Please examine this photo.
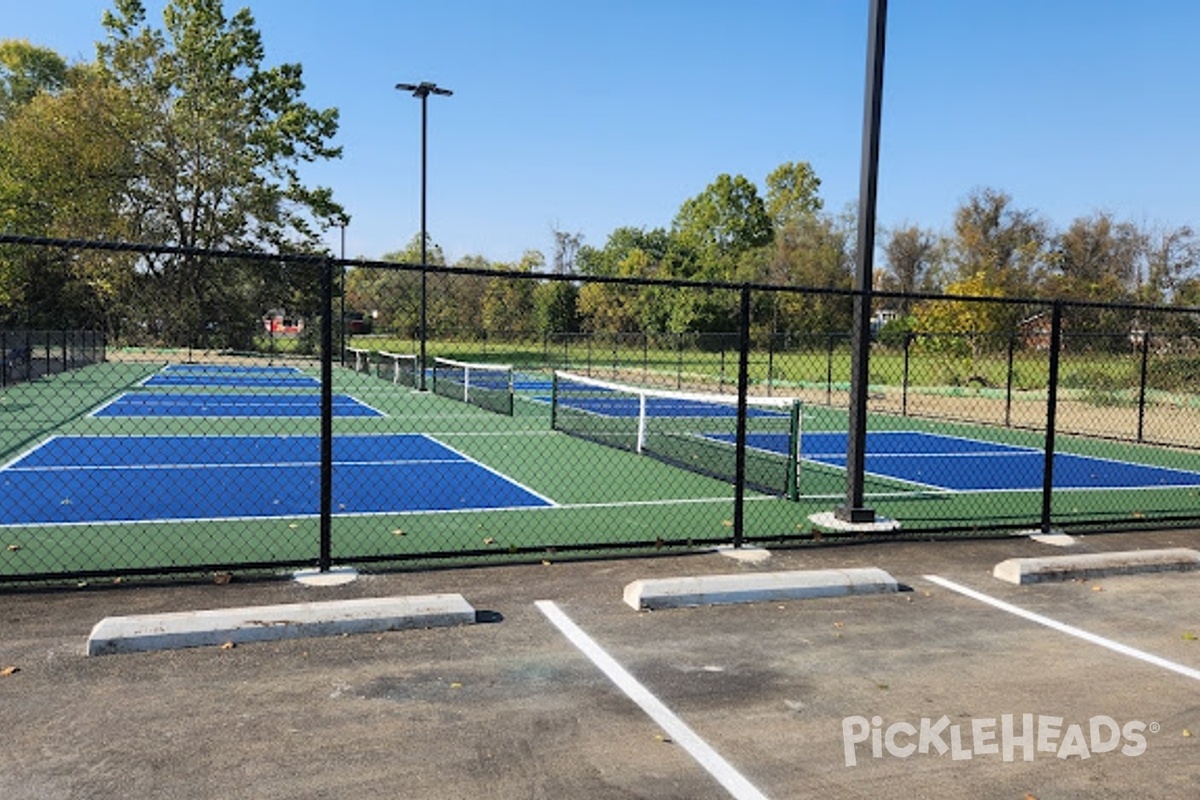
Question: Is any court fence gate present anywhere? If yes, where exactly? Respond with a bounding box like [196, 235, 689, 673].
[2, 234, 1200, 586]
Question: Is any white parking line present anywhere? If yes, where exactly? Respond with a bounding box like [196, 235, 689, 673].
[924, 574, 1200, 683]
[535, 600, 771, 800]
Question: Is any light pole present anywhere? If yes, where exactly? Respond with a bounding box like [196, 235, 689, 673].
[836, 0, 887, 525]
[395, 80, 453, 390]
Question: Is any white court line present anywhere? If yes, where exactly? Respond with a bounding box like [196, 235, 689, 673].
[535, 600, 771, 800]
[924, 574, 1200, 683]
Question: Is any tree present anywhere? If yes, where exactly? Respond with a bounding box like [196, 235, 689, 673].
[96, 0, 344, 346]
[346, 233, 446, 335]
[576, 247, 656, 334]
[0, 59, 140, 328]
[1047, 213, 1143, 303]
[0, 39, 68, 121]
[1142, 225, 1199, 305]
[881, 224, 941, 313]
[909, 271, 1008, 373]
[532, 279, 578, 336]
[764, 161, 822, 232]
[671, 173, 773, 280]
[949, 188, 1048, 297]
[551, 227, 583, 275]
[480, 250, 542, 339]
[757, 211, 855, 337]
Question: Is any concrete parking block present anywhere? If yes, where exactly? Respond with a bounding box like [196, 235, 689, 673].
[623, 567, 899, 610]
[86, 593, 476, 656]
[993, 548, 1200, 585]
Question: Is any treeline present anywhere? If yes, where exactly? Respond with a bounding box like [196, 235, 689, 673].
[348, 177, 1200, 346]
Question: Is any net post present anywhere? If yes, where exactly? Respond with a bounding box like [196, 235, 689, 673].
[550, 371, 559, 430]
[788, 400, 802, 502]
[636, 393, 647, 453]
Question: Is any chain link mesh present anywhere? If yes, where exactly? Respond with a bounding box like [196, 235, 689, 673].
[3, 238, 1200, 584]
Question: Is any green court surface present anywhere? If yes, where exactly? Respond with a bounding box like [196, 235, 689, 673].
[3, 357, 1200, 581]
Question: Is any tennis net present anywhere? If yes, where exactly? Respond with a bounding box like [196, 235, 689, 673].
[375, 351, 420, 388]
[345, 346, 372, 374]
[432, 357, 514, 415]
[551, 370, 801, 498]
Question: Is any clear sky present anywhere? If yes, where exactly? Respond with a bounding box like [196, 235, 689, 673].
[7, 1, 1200, 265]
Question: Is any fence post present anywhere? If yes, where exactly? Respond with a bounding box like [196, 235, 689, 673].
[1005, 334, 1016, 428]
[418, 265, 428, 391]
[733, 285, 752, 548]
[676, 334, 684, 388]
[641, 333, 648, 381]
[1136, 330, 1151, 443]
[766, 332, 775, 397]
[1039, 301, 1064, 533]
[318, 259, 334, 572]
[826, 334, 835, 405]
[901, 332, 912, 416]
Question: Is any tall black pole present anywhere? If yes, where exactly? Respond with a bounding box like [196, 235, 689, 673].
[836, 0, 887, 525]
[339, 220, 346, 366]
[419, 91, 429, 389]
[396, 81, 452, 391]
[319, 258, 334, 572]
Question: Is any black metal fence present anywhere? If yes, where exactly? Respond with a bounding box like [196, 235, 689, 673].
[2, 329, 105, 387]
[2, 234, 1200, 585]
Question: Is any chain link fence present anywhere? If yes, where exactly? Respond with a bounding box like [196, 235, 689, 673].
[2, 235, 1199, 585]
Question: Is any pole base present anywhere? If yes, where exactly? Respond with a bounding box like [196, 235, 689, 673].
[834, 504, 877, 525]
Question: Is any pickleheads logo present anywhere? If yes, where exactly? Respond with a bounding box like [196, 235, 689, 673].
[842, 714, 1153, 767]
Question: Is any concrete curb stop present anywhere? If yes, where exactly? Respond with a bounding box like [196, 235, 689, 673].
[86, 593, 476, 656]
[993, 548, 1200, 585]
[623, 567, 899, 610]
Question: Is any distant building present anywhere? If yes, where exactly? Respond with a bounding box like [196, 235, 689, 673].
[263, 310, 304, 336]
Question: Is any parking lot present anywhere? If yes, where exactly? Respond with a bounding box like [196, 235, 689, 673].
[3, 529, 1199, 799]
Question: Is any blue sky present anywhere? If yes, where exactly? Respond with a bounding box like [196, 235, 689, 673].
[7, 1, 1200, 265]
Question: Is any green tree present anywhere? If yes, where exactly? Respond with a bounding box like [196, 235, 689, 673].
[0, 39, 68, 121]
[532, 280, 578, 336]
[909, 271, 1007, 372]
[346, 233, 446, 335]
[480, 251, 542, 339]
[752, 211, 854, 337]
[764, 161, 822, 231]
[0, 61, 140, 328]
[96, 0, 344, 346]
[671, 173, 773, 279]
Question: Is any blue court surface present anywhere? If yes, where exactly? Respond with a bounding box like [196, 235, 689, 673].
[143, 374, 321, 388]
[160, 364, 307, 375]
[143, 364, 320, 388]
[731, 430, 1200, 492]
[0, 434, 552, 526]
[92, 392, 382, 418]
